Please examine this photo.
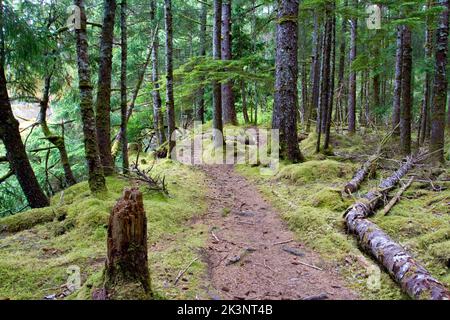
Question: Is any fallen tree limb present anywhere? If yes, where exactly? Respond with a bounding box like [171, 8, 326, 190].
[344, 154, 378, 194]
[383, 176, 415, 216]
[344, 126, 398, 194]
[344, 154, 450, 300]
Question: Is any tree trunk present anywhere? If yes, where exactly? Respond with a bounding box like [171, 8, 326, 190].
[400, 25, 412, 156]
[150, 1, 166, 147]
[221, 0, 237, 125]
[307, 12, 322, 133]
[344, 155, 450, 300]
[120, 0, 129, 173]
[324, 11, 336, 151]
[105, 188, 152, 299]
[344, 154, 378, 194]
[430, 0, 449, 164]
[95, 0, 116, 176]
[0, 67, 49, 208]
[0, 1, 49, 208]
[241, 80, 250, 123]
[212, 0, 223, 148]
[336, 0, 347, 128]
[419, 11, 433, 146]
[74, 0, 107, 194]
[317, 7, 332, 152]
[348, 4, 357, 135]
[392, 26, 403, 134]
[165, 0, 176, 156]
[39, 71, 77, 186]
[272, 0, 303, 163]
[196, 1, 207, 124]
[300, 60, 308, 127]
[111, 46, 153, 157]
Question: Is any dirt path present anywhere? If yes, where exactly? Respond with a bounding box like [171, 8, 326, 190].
[200, 164, 358, 300]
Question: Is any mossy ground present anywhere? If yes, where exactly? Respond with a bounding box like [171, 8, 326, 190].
[0, 156, 208, 300]
[236, 129, 450, 300]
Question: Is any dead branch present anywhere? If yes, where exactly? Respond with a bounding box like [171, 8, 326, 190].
[383, 177, 415, 216]
[344, 153, 450, 300]
[174, 257, 199, 285]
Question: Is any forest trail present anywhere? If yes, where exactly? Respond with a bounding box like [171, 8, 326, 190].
[199, 164, 358, 300]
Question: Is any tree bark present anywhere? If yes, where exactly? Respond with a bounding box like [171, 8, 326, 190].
[348, 4, 357, 135]
[149, 0, 166, 147]
[344, 155, 378, 194]
[241, 80, 250, 123]
[74, 0, 107, 194]
[38, 71, 77, 186]
[344, 155, 450, 300]
[95, 0, 116, 176]
[272, 0, 303, 163]
[430, 0, 449, 164]
[0, 70, 49, 208]
[221, 0, 237, 125]
[308, 12, 322, 133]
[165, 0, 176, 156]
[317, 7, 332, 152]
[392, 26, 403, 135]
[105, 188, 152, 298]
[419, 2, 433, 145]
[324, 11, 336, 151]
[336, 0, 347, 128]
[120, 0, 129, 173]
[213, 0, 223, 148]
[400, 25, 412, 156]
[196, 0, 207, 124]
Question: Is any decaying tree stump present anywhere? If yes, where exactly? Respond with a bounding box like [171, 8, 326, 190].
[344, 155, 450, 300]
[104, 188, 152, 299]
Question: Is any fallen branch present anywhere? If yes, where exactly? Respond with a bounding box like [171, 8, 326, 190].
[344, 126, 398, 194]
[344, 153, 450, 300]
[296, 261, 323, 271]
[174, 257, 199, 285]
[272, 239, 293, 246]
[282, 246, 305, 257]
[383, 177, 415, 216]
[344, 154, 378, 194]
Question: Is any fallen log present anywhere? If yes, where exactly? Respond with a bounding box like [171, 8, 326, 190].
[343, 126, 398, 194]
[383, 176, 415, 216]
[344, 155, 450, 300]
[344, 154, 378, 194]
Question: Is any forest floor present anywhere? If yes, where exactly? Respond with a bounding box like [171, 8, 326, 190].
[0, 125, 449, 300]
[199, 164, 357, 300]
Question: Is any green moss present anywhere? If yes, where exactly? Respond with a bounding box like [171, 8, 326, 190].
[277, 160, 355, 184]
[0, 207, 67, 233]
[429, 241, 450, 265]
[0, 155, 209, 300]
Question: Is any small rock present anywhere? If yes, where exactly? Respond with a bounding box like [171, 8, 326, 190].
[221, 286, 230, 292]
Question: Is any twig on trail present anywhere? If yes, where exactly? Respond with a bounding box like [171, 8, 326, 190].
[302, 293, 328, 300]
[282, 246, 305, 257]
[174, 258, 199, 285]
[383, 177, 415, 216]
[264, 259, 276, 273]
[296, 261, 323, 271]
[238, 221, 254, 226]
[272, 239, 294, 246]
[211, 231, 220, 242]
